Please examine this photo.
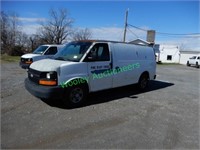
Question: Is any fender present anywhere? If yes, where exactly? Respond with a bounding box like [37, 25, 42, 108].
[60, 77, 89, 89]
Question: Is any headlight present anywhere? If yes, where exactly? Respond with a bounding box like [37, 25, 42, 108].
[25, 58, 33, 64]
[46, 72, 57, 79]
[46, 73, 51, 79]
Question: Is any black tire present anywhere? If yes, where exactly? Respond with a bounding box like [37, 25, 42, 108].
[187, 61, 190, 66]
[196, 62, 199, 68]
[138, 74, 149, 90]
[63, 84, 88, 108]
[40, 98, 49, 102]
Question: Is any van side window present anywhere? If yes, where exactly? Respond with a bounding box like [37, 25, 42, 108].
[44, 47, 58, 55]
[86, 43, 110, 61]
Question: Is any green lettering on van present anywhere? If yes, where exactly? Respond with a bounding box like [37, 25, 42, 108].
[60, 82, 66, 88]
[92, 73, 99, 79]
[97, 73, 104, 79]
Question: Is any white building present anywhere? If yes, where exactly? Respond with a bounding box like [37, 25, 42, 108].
[129, 38, 150, 46]
[179, 51, 200, 65]
[129, 39, 200, 65]
[154, 44, 180, 63]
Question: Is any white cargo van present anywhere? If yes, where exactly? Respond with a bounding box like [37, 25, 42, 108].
[25, 40, 156, 107]
[20, 44, 64, 69]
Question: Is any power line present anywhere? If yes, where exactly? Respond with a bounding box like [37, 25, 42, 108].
[127, 27, 139, 38]
[128, 24, 147, 32]
[128, 24, 200, 36]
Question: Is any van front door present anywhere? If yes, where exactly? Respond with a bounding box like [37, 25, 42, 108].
[84, 43, 112, 92]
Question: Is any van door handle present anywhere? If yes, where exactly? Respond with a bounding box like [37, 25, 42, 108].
[115, 66, 121, 72]
[109, 63, 113, 69]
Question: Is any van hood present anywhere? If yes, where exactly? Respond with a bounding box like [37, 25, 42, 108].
[21, 53, 41, 58]
[30, 59, 71, 71]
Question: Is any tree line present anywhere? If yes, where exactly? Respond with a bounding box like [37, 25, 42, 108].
[0, 8, 92, 56]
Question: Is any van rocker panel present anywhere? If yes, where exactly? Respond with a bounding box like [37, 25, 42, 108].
[25, 78, 64, 99]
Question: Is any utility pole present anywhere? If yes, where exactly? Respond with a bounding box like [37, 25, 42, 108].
[123, 9, 129, 42]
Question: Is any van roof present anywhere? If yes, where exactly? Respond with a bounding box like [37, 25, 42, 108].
[42, 44, 64, 47]
[74, 39, 127, 44]
[74, 40, 152, 47]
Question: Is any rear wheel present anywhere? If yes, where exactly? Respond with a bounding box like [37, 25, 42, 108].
[196, 62, 199, 68]
[138, 74, 149, 90]
[63, 84, 88, 108]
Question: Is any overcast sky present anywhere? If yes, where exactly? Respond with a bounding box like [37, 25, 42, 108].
[2, 0, 200, 51]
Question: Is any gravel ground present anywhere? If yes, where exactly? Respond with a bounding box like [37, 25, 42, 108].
[1, 62, 199, 149]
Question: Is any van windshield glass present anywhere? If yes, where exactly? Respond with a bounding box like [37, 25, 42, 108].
[54, 41, 92, 61]
[33, 46, 48, 54]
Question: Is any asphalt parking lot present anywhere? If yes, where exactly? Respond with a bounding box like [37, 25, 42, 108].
[1, 62, 199, 149]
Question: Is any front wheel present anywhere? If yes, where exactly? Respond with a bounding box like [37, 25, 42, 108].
[196, 62, 199, 68]
[187, 61, 190, 66]
[63, 84, 88, 108]
[138, 74, 149, 90]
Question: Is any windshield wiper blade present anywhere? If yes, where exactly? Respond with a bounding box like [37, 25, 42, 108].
[55, 57, 65, 60]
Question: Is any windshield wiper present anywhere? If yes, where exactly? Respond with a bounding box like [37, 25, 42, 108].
[54, 57, 78, 62]
[55, 57, 65, 60]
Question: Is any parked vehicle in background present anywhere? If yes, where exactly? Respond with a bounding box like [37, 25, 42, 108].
[19, 44, 64, 69]
[187, 55, 200, 68]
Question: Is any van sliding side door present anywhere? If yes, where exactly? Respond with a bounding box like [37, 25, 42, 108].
[111, 44, 140, 88]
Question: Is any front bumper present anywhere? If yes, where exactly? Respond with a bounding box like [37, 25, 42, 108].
[25, 78, 64, 99]
[19, 62, 30, 69]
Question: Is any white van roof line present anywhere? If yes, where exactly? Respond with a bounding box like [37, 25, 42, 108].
[74, 40, 151, 46]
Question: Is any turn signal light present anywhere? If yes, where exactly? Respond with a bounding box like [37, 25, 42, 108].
[25, 61, 32, 64]
[39, 80, 57, 86]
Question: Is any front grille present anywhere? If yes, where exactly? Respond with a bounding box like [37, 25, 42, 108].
[28, 68, 46, 84]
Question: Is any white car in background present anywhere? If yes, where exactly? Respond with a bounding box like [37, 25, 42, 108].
[187, 55, 200, 68]
[20, 44, 64, 69]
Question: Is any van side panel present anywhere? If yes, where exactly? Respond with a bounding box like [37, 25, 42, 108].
[145, 47, 156, 80]
[136, 45, 156, 80]
[111, 43, 139, 87]
[111, 43, 156, 88]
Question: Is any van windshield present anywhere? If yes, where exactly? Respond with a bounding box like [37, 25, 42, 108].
[190, 56, 196, 59]
[33, 46, 48, 54]
[54, 41, 92, 62]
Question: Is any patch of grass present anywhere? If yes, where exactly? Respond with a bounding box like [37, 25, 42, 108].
[1, 54, 20, 62]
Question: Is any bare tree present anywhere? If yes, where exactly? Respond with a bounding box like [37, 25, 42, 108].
[39, 8, 73, 44]
[0, 11, 9, 54]
[29, 34, 44, 52]
[9, 12, 20, 46]
[0, 11, 28, 55]
[72, 28, 92, 41]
